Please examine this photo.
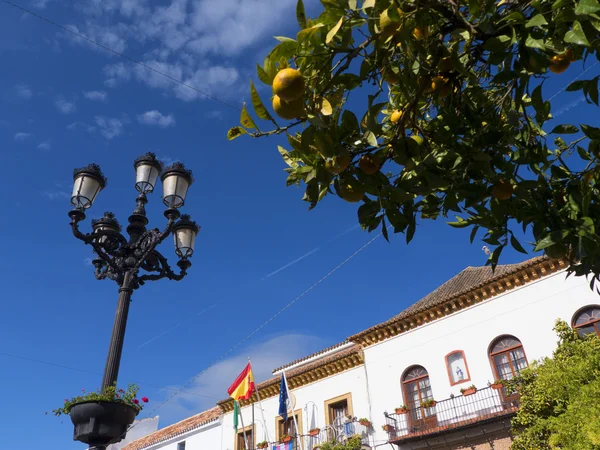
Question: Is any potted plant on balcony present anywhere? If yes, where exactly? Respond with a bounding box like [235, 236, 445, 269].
[309, 428, 320, 437]
[358, 417, 371, 428]
[281, 434, 293, 443]
[257, 441, 269, 449]
[421, 399, 437, 408]
[460, 384, 477, 396]
[381, 424, 395, 432]
[53, 384, 148, 448]
[490, 379, 504, 390]
[394, 405, 409, 414]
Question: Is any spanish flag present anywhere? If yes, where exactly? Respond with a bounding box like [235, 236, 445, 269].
[228, 363, 255, 401]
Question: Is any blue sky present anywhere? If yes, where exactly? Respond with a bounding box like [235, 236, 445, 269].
[0, 1, 599, 449]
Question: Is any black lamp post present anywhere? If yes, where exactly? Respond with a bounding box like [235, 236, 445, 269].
[67, 153, 199, 448]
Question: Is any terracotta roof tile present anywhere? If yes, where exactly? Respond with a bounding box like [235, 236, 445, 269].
[123, 406, 221, 450]
[271, 340, 350, 374]
[349, 256, 553, 341]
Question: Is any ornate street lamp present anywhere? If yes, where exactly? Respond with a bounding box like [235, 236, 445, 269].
[67, 153, 199, 449]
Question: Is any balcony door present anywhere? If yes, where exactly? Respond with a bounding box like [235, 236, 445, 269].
[402, 366, 437, 432]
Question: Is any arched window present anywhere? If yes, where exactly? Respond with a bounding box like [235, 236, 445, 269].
[572, 305, 600, 337]
[489, 336, 528, 380]
[402, 366, 434, 415]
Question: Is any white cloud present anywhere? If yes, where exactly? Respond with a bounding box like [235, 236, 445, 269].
[155, 333, 326, 423]
[63, 22, 128, 54]
[14, 132, 32, 141]
[554, 96, 586, 118]
[37, 139, 52, 150]
[84, 90, 107, 101]
[15, 83, 32, 99]
[94, 116, 125, 139]
[138, 110, 176, 127]
[31, 0, 51, 8]
[55, 99, 77, 114]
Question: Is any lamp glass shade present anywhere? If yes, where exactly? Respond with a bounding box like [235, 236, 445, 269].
[94, 224, 117, 244]
[135, 163, 161, 194]
[163, 174, 190, 209]
[174, 225, 197, 258]
[71, 173, 103, 209]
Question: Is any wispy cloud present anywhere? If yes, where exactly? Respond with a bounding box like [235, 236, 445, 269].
[37, 139, 51, 150]
[55, 98, 76, 114]
[138, 110, 176, 127]
[14, 132, 32, 141]
[155, 333, 326, 423]
[205, 110, 224, 120]
[83, 90, 107, 101]
[554, 96, 586, 118]
[263, 247, 321, 280]
[41, 190, 70, 200]
[94, 116, 126, 139]
[15, 83, 32, 99]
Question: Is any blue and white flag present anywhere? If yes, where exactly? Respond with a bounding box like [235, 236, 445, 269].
[278, 373, 289, 422]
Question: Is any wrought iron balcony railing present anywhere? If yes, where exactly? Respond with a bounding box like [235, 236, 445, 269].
[383, 386, 520, 442]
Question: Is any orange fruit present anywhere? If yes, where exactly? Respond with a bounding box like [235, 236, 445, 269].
[432, 76, 451, 97]
[272, 95, 305, 120]
[491, 180, 514, 200]
[438, 57, 453, 73]
[390, 110, 403, 124]
[359, 155, 381, 174]
[413, 26, 429, 41]
[273, 68, 305, 102]
[545, 243, 568, 260]
[549, 54, 570, 74]
[565, 48, 577, 62]
[338, 181, 365, 203]
[325, 150, 351, 174]
[418, 76, 435, 93]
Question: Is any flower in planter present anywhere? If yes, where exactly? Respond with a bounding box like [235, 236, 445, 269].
[381, 424, 395, 432]
[358, 417, 371, 427]
[308, 428, 320, 436]
[53, 383, 147, 416]
[421, 399, 437, 408]
[490, 379, 505, 389]
[281, 434, 293, 443]
[257, 441, 269, 449]
[460, 384, 477, 395]
[394, 405, 409, 414]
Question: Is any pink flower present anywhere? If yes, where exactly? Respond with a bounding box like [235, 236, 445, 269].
[133, 399, 139, 405]
[142, 397, 149, 403]
[119, 389, 124, 393]
[64, 399, 69, 402]
[116, 394, 120, 398]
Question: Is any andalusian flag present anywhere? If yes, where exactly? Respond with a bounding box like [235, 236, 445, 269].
[228, 363, 255, 401]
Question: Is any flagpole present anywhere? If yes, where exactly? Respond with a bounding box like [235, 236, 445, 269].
[239, 402, 250, 450]
[250, 359, 271, 444]
[282, 370, 304, 450]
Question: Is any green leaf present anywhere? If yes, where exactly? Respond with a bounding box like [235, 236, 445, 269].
[256, 64, 272, 85]
[358, 201, 380, 226]
[487, 245, 505, 270]
[566, 80, 585, 91]
[551, 124, 579, 134]
[525, 35, 546, 50]
[240, 103, 257, 130]
[227, 127, 247, 140]
[526, 14, 548, 28]
[534, 230, 569, 251]
[250, 81, 274, 122]
[582, 124, 600, 140]
[586, 78, 599, 105]
[326, 17, 343, 44]
[278, 146, 299, 168]
[447, 217, 470, 228]
[340, 110, 360, 137]
[362, 0, 374, 10]
[348, 0, 357, 10]
[483, 35, 511, 52]
[510, 234, 528, 254]
[470, 226, 479, 244]
[564, 21, 591, 46]
[296, 0, 307, 29]
[364, 130, 378, 147]
[406, 220, 416, 244]
[297, 23, 324, 43]
[575, 0, 600, 15]
[381, 216, 389, 242]
[320, 97, 333, 116]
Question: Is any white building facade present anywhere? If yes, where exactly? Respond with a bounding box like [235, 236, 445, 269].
[126, 256, 600, 450]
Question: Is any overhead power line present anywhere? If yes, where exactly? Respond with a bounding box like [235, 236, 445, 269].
[1, 0, 241, 112]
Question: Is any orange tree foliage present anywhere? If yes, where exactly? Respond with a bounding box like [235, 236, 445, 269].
[228, 0, 600, 281]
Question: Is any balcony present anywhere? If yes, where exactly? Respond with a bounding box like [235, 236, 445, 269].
[383, 386, 520, 444]
[307, 419, 373, 449]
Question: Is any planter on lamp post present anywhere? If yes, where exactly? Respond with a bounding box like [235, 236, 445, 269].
[61, 154, 199, 450]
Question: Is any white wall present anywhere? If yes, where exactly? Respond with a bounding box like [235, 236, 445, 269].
[143, 420, 222, 450]
[363, 270, 598, 444]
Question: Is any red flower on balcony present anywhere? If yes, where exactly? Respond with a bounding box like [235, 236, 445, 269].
[133, 399, 139, 405]
[142, 397, 149, 403]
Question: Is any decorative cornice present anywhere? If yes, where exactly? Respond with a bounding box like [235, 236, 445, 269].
[349, 258, 567, 348]
[217, 346, 364, 413]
